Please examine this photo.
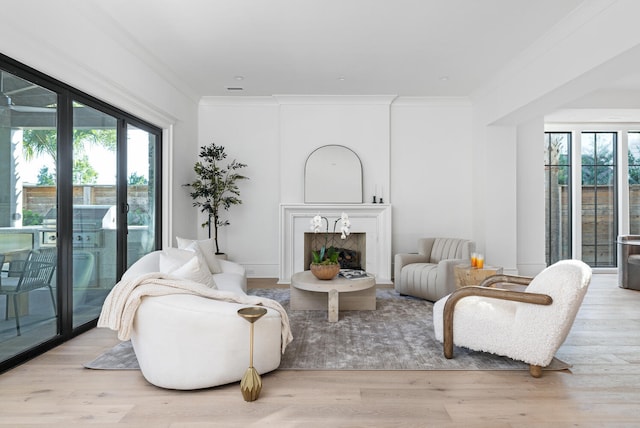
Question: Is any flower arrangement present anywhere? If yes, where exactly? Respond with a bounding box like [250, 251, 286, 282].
[310, 213, 351, 265]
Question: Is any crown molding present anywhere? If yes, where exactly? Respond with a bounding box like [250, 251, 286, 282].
[273, 95, 397, 105]
[198, 95, 473, 109]
[391, 96, 472, 107]
[199, 96, 279, 106]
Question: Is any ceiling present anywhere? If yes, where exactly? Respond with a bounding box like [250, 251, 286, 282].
[84, 0, 585, 97]
[6, 0, 640, 123]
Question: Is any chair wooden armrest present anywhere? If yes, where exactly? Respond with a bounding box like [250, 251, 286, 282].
[443, 286, 553, 361]
[477, 274, 533, 288]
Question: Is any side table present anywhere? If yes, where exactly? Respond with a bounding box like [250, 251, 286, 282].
[454, 264, 503, 288]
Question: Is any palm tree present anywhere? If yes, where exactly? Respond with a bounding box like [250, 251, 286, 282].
[21, 128, 116, 184]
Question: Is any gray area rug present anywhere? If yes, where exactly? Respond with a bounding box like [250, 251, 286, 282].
[84, 288, 571, 371]
[85, 340, 139, 370]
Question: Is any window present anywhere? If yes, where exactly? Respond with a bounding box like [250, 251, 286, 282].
[544, 132, 571, 265]
[0, 53, 162, 371]
[545, 129, 624, 269]
[581, 132, 617, 267]
[0, 72, 59, 362]
[628, 132, 640, 234]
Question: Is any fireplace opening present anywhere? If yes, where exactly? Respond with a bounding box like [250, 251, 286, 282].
[304, 232, 366, 270]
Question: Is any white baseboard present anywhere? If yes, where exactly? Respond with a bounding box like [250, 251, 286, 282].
[241, 263, 280, 278]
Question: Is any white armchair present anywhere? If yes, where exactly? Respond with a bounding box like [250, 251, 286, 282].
[433, 259, 592, 377]
[394, 238, 475, 301]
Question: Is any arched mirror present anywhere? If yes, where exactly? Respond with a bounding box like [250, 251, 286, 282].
[304, 145, 363, 203]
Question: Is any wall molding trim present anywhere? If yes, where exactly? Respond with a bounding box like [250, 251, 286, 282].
[273, 95, 397, 105]
[199, 96, 279, 106]
[392, 96, 471, 107]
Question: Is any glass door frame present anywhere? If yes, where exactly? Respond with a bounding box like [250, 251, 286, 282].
[0, 53, 162, 373]
[546, 124, 626, 272]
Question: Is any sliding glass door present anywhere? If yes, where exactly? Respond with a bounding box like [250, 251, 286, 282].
[126, 124, 159, 270]
[0, 54, 162, 371]
[71, 103, 118, 328]
[0, 71, 59, 361]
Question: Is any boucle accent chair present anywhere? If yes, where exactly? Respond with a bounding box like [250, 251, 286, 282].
[433, 259, 592, 378]
[394, 238, 475, 301]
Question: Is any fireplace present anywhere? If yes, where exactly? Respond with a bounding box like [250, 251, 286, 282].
[304, 232, 366, 270]
[279, 203, 392, 284]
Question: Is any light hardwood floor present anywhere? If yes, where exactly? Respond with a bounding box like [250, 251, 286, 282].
[0, 274, 639, 427]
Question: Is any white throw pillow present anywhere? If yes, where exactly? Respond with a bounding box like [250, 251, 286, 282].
[176, 237, 223, 274]
[159, 250, 217, 289]
[159, 248, 199, 272]
[162, 245, 216, 277]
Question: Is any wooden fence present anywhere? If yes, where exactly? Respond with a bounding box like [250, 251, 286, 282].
[22, 184, 150, 225]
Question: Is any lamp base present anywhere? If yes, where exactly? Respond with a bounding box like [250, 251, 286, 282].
[240, 366, 262, 402]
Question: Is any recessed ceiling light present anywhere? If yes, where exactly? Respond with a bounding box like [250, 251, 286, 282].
[338, 76, 346, 81]
[234, 75, 245, 81]
[439, 76, 450, 81]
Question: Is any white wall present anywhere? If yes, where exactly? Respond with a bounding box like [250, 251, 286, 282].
[471, 123, 518, 274]
[198, 96, 476, 276]
[198, 95, 397, 276]
[198, 98, 280, 276]
[276, 95, 394, 204]
[517, 117, 547, 275]
[390, 98, 474, 255]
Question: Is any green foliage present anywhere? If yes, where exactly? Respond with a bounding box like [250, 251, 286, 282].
[546, 132, 635, 186]
[74, 129, 117, 151]
[22, 128, 117, 183]
[128, 172, 148, 185]
[311, 246, 339, 265]
[22, 209, 43, 226]
[22, 129, 57, 161]
[581, 144, 614, 186]
[546, 133, 569, 185]
[22, 128, 116, 163]
[629, 151, 640, 185]
[185, 142, 248, 254]
[37, 166, 56, 185]
[73, 155, 98, 184]
[128, 208, 149, 226]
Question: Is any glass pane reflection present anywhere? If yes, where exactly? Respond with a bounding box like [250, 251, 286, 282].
[0, 70, 58, 360]
[72, 102, 117, 328]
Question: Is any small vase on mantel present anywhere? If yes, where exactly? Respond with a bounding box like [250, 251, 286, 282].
[310, 263, 341, 280]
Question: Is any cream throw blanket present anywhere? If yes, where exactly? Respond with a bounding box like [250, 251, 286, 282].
[97, 272, 293, 353]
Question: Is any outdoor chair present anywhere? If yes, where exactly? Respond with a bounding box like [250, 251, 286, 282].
[0, 248, 57, 335]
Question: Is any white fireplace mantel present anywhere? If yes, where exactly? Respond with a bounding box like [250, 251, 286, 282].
[279, 203, 392, 284]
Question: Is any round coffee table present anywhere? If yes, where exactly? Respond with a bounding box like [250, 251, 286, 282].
[290, 271, 376, 322]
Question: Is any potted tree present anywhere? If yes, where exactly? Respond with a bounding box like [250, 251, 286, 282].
[186, 142, 248, 256]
